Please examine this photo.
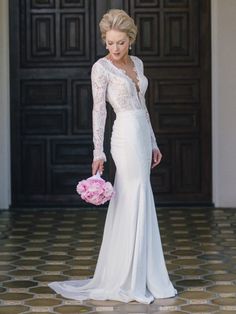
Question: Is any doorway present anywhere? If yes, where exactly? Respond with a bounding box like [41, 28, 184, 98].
[10, 0, 211, 207]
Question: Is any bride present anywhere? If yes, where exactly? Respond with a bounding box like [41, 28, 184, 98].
[49, 9, 177, 304]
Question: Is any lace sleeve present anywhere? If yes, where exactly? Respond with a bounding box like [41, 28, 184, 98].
[91, 62, 108, 161]
[139, 58, 159, 150]
[144, 107, 158, 150]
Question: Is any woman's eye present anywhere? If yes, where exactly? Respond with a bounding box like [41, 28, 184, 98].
[107, 41, 125, 45]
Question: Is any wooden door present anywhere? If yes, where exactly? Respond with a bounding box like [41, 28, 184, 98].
[10, 0, 211, 207]
[124, 0, 212, 205]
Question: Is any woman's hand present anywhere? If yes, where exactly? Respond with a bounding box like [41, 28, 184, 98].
[151, 148, 162, 169]
[92, 159, 104, 176]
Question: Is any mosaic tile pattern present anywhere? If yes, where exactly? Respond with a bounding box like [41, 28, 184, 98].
[0, 208, 236, 313]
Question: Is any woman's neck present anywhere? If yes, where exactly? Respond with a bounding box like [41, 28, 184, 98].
[107, 53, 130, 66]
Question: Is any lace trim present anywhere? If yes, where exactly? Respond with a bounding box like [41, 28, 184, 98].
[104, 56, 140, 93]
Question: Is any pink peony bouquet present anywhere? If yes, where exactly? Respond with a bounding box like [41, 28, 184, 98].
[76, 172, 114, 205]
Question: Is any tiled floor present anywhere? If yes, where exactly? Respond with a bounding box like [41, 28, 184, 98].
[0, 208, 236, 314]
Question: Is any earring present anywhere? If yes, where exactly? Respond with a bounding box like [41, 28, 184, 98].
[129, 44, 132, 50]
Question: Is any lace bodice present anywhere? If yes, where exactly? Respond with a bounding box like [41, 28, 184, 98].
[91, 55, 158, 161]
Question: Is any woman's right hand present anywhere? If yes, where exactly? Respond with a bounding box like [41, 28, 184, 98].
[92, 159, 104, 176]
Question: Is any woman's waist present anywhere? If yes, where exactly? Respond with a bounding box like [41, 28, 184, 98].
[115, 108, 146, 118]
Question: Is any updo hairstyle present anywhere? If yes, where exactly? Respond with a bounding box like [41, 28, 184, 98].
[99, 9, 138, 44]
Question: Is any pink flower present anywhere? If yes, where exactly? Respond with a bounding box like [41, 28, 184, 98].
[76, 180, 88, 194]
[76, 172, 114, 205]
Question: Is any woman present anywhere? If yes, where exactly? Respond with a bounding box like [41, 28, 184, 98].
[49, 9, 177, 304]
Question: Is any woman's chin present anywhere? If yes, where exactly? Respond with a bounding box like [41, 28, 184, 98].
[112, 53, 121, 58]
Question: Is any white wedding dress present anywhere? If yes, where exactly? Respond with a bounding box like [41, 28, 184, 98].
[49, 55, 177, 304]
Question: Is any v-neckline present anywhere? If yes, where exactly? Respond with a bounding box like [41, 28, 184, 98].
[103, 55, 140, 94]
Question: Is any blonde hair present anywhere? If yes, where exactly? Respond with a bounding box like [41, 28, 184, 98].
[99, 9, 137, 44]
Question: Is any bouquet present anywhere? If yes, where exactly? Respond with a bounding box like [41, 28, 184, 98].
[76, 172, 114, 205]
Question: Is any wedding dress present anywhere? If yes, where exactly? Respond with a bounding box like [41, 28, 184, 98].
[49, 55, 177, 304]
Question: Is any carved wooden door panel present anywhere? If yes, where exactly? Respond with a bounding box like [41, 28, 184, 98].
[10, 0, 211, 207]
[123, 0, 212, 205]
[10, 0, 97, 206]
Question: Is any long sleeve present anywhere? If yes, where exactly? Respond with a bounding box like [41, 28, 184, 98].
[144, 106, 158, 150]
[139, 59, 159, 150]
[91, 62, 108, 162]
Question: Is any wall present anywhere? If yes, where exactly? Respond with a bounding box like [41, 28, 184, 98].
[212, 0, 236, 207]
[0, 0, 11, 209]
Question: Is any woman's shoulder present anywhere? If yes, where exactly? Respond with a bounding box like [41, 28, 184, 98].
[130, 55, 143, 64]
[92, 57, 108, 71]
[130, 55, 144, 69]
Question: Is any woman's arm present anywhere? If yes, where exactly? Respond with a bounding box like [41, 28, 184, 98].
[91, 62, 108, 162]
[138, 58, 162, 168]
[138, 58, 159, 150]
[144, 106, 158, 150]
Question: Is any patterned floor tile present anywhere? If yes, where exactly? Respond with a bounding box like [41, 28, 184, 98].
[0, 306, 29, 314]
[55, 304, 93, 313]
[0, 207, 236, 314]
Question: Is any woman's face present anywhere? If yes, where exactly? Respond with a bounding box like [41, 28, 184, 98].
[105, 29, 130, 61]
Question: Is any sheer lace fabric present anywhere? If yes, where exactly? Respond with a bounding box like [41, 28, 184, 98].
[92, 55, 158, 161]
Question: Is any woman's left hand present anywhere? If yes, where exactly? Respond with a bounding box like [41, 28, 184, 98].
[151, 148, 162, 169]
